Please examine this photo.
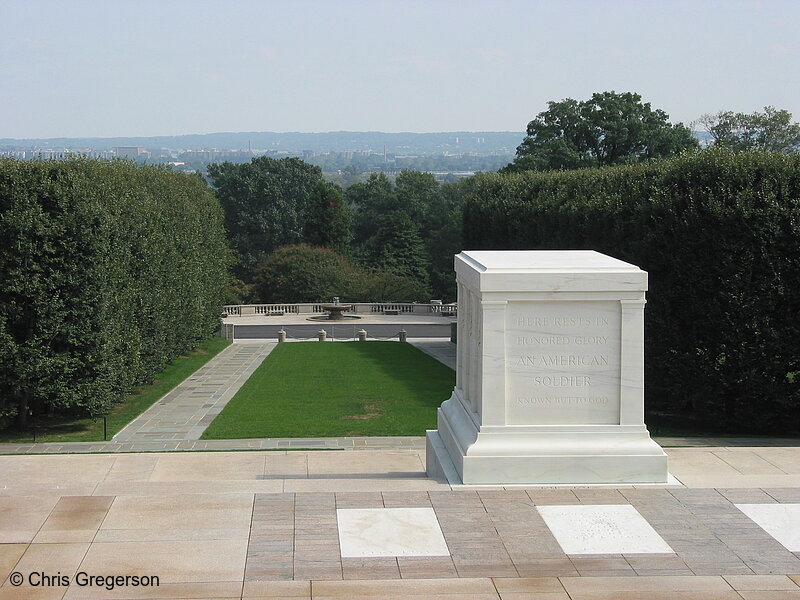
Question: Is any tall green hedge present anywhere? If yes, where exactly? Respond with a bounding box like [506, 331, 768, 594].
[0, 159, 231, 427]
[463, 150, 800, 434]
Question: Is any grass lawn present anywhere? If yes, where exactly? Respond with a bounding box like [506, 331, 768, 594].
[201, 341, 455, 439]
[0, 337, 231, 444]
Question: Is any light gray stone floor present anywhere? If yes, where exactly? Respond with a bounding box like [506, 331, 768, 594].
[113, 340, 276, 443]
[3, 436, 800, 456]
[2, 449, 800, 598]
[0, 436, 428, 454]
[408, 338, 457, 370]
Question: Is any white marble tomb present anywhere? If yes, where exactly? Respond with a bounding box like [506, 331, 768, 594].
[426, 250, 669, 485]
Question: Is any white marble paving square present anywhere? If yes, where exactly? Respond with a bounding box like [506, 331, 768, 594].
[336, 507, 449, 557]
[735, 503, 800, 551]
[537, 504, 673, 554]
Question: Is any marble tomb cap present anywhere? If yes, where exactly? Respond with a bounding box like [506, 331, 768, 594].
[456, 250, 647, 292]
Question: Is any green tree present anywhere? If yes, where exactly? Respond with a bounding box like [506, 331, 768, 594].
[345, 172, 396, 245]
[365, 210, 430, 288]
[698, 106, 800, 153]
[252, 244, 429, 303]
[224, 277, 257, 305]
[394, 169, 456, 247]
[345, 170, 457, 299]
[207, 157, 324, 280]
[341, 164, 363, 186]
[426, 179, 470, 301]
[504, 91, 699, 172]
[395, 170, 439, 225]
[302, 181, 352, 254]
[253, 245, 356, 303]
[356, 269, 431, 303]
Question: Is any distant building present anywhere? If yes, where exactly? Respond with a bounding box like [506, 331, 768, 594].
[0, 150, 28, 159]
[178, 149, 263, 162]
[0, 149, 115, 160]
[147, 147, 174, 160]
[114, 146, 149, 159]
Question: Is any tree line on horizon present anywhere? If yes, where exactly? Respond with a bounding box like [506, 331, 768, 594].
[210, 91, 800, 306]
[210, 158, 465, 303]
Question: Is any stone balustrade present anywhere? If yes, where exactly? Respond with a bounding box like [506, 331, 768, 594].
[222, 302, 457, 317]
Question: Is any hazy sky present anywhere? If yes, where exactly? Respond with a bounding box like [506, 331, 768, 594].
[1, 0, 798, 139]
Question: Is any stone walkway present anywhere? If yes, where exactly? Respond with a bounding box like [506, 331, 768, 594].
[3, 435, 800, 456]
[113, 341, 275, 443]
[0, 436, 427, 455]
[1, 447, 800, 599]
[408, 338, 457, 370]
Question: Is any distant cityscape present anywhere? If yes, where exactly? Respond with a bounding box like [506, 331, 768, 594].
[0, 129, 714, 182]
[0, 131, 525, 180]
[0, 132, 526, 182]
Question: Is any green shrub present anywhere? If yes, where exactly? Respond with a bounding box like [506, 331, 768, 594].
[253, 244, 357, 303]
[463, 149, 800, 434]
[0, 159, 231, 428]
[253, 244, 429, 303]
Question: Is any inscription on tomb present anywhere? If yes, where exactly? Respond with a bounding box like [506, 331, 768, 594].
[505, 301, 621, 425]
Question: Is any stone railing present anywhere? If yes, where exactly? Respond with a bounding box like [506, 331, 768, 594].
[223, 302, 457, 317]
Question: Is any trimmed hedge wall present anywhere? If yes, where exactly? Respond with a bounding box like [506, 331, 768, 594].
[0, 159, 231, 427]
[463, 150, 800, 434]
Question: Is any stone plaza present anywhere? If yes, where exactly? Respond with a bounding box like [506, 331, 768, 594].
[1, 441, 800, 599]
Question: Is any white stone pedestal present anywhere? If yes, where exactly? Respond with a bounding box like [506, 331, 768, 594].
[426, 251, 668, 485]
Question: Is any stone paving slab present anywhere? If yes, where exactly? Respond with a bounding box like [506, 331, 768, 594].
[0, 436, 429, 455]
[4, 436, 800, 457]
[0, 449, 799, 598]
[409, 338, 457, 370]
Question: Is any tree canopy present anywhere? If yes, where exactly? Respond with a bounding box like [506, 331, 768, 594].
[343, 169, 461, 300]
[207, 156, 324, 280]
[698, 106, 800, 153]
[253, 244, 429, 303]
[363, 210, 430, 287]
[346, 172, 396, 244]
[302, 180, 352, 255]
[208, 159, 464, 301]
[504, 91, 699, 172]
